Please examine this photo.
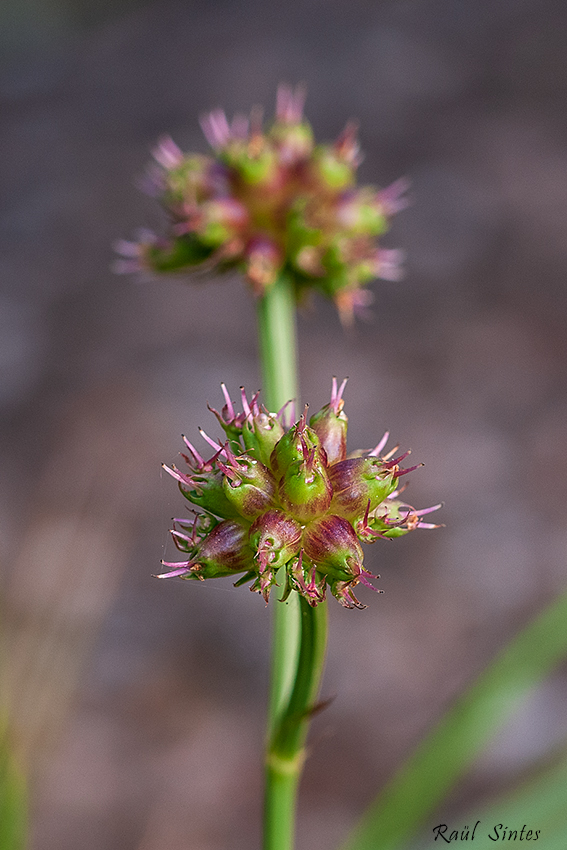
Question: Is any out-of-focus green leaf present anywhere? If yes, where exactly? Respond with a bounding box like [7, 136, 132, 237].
[467, 754, 567, 850]
[0, 723, 27, 850]
[339, 588, 567, 850]
[406, 750, 567, 850]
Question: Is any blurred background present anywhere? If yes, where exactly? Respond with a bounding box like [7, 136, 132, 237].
[2, 0, 567, 848]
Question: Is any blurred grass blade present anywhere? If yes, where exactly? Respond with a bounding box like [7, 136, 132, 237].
[408, 750, 567, 850]
[468, 754, 567, 850]
[0, 725, 27, 850]
[340, 588, 567, 850]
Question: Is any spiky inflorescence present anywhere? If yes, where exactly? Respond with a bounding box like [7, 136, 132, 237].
[114, 84, 408, 325]
[160, 380, 441, 609]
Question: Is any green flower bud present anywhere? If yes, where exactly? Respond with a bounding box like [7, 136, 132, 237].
[269, 412, 323, 477]
[311, 145, 355, 191]
[270, 121, 314, 163]
[163, 463, 242, 519]
[219, 448, 276, 520]
[242, 410, 285, 467]
[278, 451, 333, 522]
[197, 198, 248, 247]
[225, 141, 279, 188]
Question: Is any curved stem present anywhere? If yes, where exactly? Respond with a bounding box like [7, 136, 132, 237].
[257, 273, 329, 850]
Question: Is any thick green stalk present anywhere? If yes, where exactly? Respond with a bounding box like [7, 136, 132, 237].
[264, 598, 328, 850]
[257, 272, 329, 850]
[257, 272, 301, 737]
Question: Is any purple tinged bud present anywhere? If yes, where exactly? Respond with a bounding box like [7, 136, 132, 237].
[302, 515, 363, 583]
[249, 509, 302, 572]
[328, 457, 398, 520]
[309, 377, 348, 465]
[160, 518, 255, 580]
[197, 519, 254, 573]
[270, 85, 314, 163]
[159, 154, 216, 212]
[228, 142, 279, 188]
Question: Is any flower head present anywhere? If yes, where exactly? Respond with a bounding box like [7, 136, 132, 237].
[160, 380, 441, 608]
[116, 86, 408, 323]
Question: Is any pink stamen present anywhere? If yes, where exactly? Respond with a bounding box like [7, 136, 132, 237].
[382, 450, 411, 468]
[221, 383, 235, 420]
[198, 428, 227, 457]
[200, 109, 231, 149]
[358, 573, 383, 592]
[239, 386, 253, 419]
[393, 463, 424, 478]
[376, 177, 411, 216]
[369, 431, 389, 457]
[170, 529, 195, 545]
[156, 559, 194, 578]
[152, 135, 183, 170]
[182, 436, 206, 469]
[382, 443, 400, 461]
[162, 464, 195, 487]
[413, 503, 443, 517]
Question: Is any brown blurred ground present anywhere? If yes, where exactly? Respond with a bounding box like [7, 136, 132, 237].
[1, 1, 567, 848]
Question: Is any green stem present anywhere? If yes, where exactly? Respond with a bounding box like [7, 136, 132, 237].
[256, 272, 329, 850]
[257, 272, 301, 738]
[264, 598, 328, 850]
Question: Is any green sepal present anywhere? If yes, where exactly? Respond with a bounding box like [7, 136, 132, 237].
[179, 473, 242, 519]
[241, 412, 285, 467]
[221, 459, 276, 520]
[270, 420, 321, 477]
[278, 458, 332, 522]
[147, 234, 214, 272]
[312, 145, 355, 191]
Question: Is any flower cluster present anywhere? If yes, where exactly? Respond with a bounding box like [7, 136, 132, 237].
[115, 84, 408, 324]
[160, 380, 440, 608]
